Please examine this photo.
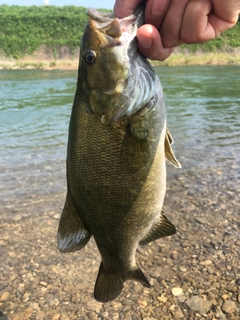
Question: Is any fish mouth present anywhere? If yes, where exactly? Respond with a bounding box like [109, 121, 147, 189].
[87, 5, 144, 42]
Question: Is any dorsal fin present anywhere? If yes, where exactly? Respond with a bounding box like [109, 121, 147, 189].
[165, 128, 181, 168]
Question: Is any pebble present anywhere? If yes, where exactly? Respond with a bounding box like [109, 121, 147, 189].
[199, 260, 212, 266]
[0, 292, 9, 301]
[170, 251, 179, 259]
[185, 296, 212, 314]
[173, 307, 185, 319]
[172, 287, 183, 296]
[179, 266, 187, 272]
[35, 312, 45, 320]
[221, 300, 236, 314]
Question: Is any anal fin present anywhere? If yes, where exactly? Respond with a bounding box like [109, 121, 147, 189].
[57, 193, 91, 253]
[139, 212, 176, 246]
[165, 128, 181, 168]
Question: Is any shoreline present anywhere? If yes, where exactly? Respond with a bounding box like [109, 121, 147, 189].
[1, 52, 240, 70]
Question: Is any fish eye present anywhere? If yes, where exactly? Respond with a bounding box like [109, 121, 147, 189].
[83, 50, 96, 65]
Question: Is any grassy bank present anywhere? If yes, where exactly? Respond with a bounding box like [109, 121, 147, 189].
[0, 5, 239, 68]
[1, 50, 240, 70]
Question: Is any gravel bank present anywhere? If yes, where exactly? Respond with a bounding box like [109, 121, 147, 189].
[0, 163, 239, 320]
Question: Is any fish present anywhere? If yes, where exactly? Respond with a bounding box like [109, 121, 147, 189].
[57, 4, 181, 303]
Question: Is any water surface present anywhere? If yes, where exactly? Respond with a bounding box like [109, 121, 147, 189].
[0, 66, 239, 218]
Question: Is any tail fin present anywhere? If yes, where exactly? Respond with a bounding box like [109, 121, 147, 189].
[126, 267, 151, 288]
[94, 263, 151, 303]
[94, 263, 124, 303]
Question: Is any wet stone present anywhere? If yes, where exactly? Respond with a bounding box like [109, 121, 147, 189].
[172, 287, 183, 296]
[221, 300, 236, 314]
[199, 260, 212, 266]
[185, 296, 212, 314]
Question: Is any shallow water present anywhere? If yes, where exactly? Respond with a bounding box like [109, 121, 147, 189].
[0, 66, 239, 218]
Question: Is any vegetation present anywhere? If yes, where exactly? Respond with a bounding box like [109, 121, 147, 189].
[0, 5, 239, 60]
[0, 5, 90, 59]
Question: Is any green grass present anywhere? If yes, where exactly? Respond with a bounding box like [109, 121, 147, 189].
[0, 5, 239, 59]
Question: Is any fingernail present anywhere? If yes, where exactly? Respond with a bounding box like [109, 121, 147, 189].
[137, 35, 152, 49]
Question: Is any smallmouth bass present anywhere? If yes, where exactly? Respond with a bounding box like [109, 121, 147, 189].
[57, 5, 181, 303]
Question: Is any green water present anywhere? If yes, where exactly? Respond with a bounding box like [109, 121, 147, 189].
[0, 66, 239, 218]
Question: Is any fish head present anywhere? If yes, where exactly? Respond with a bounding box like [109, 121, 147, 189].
[79, 6, 156, 123]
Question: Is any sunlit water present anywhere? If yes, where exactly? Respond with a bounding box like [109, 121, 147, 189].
[0, 66, 239, 218]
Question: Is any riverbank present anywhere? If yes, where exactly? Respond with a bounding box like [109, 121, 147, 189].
[1, 51, 240, 70]
[0, 162, 239, 320]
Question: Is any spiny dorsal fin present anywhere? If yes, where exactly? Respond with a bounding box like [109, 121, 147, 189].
[165, 128, 182, 168]
[57, 193, 91, 253]
[139, 212, 176, 246]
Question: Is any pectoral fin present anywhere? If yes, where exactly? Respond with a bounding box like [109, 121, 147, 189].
[57, 193, 91, 253]
[139, 212, 176, 246]
[165, 128, 181, 168]
[120, 122, 150, 171]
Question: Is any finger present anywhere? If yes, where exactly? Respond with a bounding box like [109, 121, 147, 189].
[180, 0, 215, 43]
[114, 0, 143, 18]
[160, 0, 190, 48]
[137, 24, 174, 60]
[144, 0, 171, 30]
[212, 0, 240, 24]
[180, 0, 235, 43]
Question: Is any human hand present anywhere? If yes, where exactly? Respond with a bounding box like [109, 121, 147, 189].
[114, 0, 240, 60]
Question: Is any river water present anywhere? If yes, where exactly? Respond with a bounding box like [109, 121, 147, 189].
[0, 66, 239, 219]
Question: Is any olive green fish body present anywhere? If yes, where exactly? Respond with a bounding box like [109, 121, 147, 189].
[57, 5, 181, 302]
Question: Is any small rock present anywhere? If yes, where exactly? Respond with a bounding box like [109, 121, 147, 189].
[39, 281, 48, 287]
[221, 294, 229, 300]
[53, 213, 60, 219]
[199, 260, 212, 266]
[170, 251, 179, 259]
[172, 287, 183, 296]
[35, 312, 45, 320]
[0, 291, 9, 301]
[195, 217, 208, 225]
[137, 299, 147, 308]
[221, 300, 236, 314]
[132, 315, 141, 320]
[173, 307, 185, 319]
[179, 266, 187, 272]
[177, 294, 187, 303]
[235, 278, 240, 286]
[158, 294, 168, 303]
[186, 296, 212, 314]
